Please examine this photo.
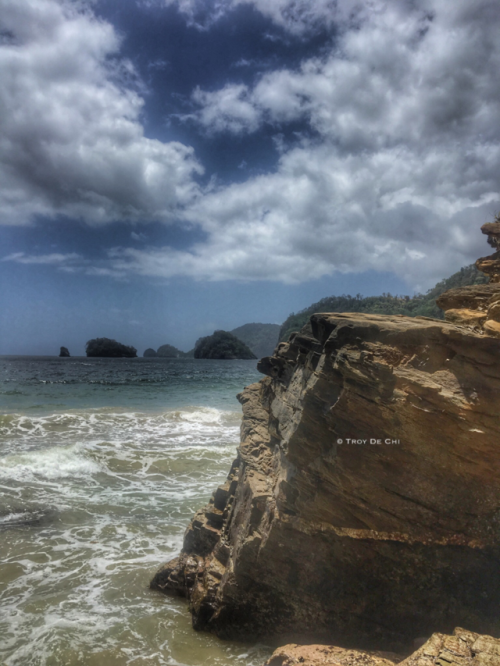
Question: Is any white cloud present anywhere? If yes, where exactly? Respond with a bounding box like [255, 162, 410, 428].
[0, 0, 202, 226]
[190, 84, 262, 134]
[2, 252, 82, 265]
[170, 0, 500, 288]
[3, 0, 500, 291]
[152, 0, 353, 34]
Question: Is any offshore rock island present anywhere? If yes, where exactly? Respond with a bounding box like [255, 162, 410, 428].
[194, 330, 257, 360]
[151, 224, 500, 652]
[86, 338, 137, 358]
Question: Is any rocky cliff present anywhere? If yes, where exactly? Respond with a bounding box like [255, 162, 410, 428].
[151, 228, 500, 652]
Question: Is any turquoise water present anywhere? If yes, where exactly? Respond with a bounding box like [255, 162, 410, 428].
[0, 357, 271, 666]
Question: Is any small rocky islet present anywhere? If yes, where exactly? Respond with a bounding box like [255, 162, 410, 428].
[150, 222, 500, 661]
[85, 337, 137, 358]
[193, 330, 256, 359]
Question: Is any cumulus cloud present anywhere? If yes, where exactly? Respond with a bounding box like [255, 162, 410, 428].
[190, 85, 262, 134]
[0, 0, 202, 226]
[3, 0, 500, 291]
[173, 0, 500, 287]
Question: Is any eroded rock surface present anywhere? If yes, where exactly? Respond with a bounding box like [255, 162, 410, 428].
[435, 221, 500, 338]
[264, 628, 500, 666]
[264, 643, 402, 666]
[151, 310, 500, 650]
[399, 627, 500, 666]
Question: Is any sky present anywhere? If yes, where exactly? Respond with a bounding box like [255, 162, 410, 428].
[1, 0, 499, 355]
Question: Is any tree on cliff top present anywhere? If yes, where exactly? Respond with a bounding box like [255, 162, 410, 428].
[86, 338, 137, 358]
[279, 263, 488, 342]
[194, 330, 257, 359]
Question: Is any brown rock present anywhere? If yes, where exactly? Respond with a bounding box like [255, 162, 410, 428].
[264, 629, 500, 666]
[487, 300, 500, 322]
[399, 627, 500, 666]
[443, 308, 487, 328]
[475, 252, 500, 283]
[481, 221, 500, 250]
[264, 643, 403, 666]
[436, 284, 500, 312]
[151, 312, 500, 650]
[483, 319, 500, 338]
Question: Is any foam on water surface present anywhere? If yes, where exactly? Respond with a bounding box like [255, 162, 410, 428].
[0, 357, 269, 666]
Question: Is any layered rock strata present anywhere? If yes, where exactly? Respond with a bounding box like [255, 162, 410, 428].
[476, 220, 500, 284]
[441, 221, 500, 336]
[151, 310, 500, 650]
[264, 628, 500, 666]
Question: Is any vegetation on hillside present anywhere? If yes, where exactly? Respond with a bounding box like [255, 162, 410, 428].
[86, 338, 137, 358]
[194, 330, 257, 359]
[230, 323, 280, 358]
[156, 344, 186, 358]
[279, 264, 487, 342]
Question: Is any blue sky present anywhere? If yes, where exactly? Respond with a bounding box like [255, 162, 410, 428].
[1, 0, 499, 355]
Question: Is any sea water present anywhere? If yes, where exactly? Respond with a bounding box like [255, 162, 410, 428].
[0, 356, 272, 666]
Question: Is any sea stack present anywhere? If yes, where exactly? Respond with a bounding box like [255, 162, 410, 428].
[151, 225, 500, 652]
[59, 346, 70, 357]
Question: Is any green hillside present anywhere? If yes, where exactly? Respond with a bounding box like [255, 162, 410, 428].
[194, 330, 257, 360]
[230, 323, 280, 358]
[279, 264, 487, 342]
[157, 343, 187, 358]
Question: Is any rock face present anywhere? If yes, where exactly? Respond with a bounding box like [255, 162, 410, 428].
[436, 223, 500, 338]
[265, 628, 500, 666]
[399, 627, 500, 666]
[59, 346, 70, 357]
[151, 226, 500, 651]
[151, 309, 500, 650]
[476, 220, 500, 283]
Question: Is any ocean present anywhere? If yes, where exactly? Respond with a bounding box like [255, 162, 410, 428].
[0, 356, 272, 666]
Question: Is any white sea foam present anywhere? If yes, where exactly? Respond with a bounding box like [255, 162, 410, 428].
[0, 444, 101, 481]
[0, 406, 240, 449]
[0, 405, 272, 666]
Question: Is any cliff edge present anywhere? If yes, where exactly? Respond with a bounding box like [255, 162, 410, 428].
[151, 226, 500, 651]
